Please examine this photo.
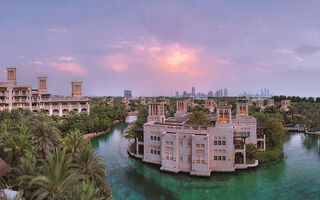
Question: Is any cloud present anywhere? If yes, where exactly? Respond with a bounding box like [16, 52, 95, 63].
[57, 56, 76, 61]
[47, 28, 68, 33]
[155, 44, 199, 75]
[295, 44, 320, 55]
[28, 57, 87, 76]
[101, 54, 132, 72]
[295, 56, 303, 63]
[274, 48, 293, 54]
[47, 61, 87, 75]
[32, 61, 43, 65]
[102, 38, 232, 79]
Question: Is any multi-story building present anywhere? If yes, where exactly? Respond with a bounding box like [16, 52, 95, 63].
[281, 100, 291, 112]
[205, 99, 217, 113]
[267, 99, 275, 106]
[255, 99, 264, 109]
[124, 89, 132, 98]
[192, 87, 196, 97]
[142, 99, 265, 176]
[0, 68, 89, 116]
[224, 88, 228, 97]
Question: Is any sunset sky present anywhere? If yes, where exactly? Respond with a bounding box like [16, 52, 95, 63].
[1, 1, 320, 97]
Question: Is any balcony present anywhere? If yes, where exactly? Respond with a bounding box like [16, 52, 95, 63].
[257, 134, 264, 139]
[234, 132, 250, 138]
[234, 140, 244, 149]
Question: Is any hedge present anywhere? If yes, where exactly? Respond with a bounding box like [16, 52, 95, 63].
[256, 144, 283, 163]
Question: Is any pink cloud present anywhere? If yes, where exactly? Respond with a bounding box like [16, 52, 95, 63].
[57, 56, 76, 61]
[47, 61, 87, 75]
[102, 39, 232, 81]
[155, 44, 199, 75]
[296, 56, 303, 63]
[32, 61, 43, 65]
[101, 54, 132, 72]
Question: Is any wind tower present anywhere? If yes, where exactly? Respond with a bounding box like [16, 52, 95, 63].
[147, 102, 165, 123]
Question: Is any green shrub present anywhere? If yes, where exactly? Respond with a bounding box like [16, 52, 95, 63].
[256, 144, 283, 163]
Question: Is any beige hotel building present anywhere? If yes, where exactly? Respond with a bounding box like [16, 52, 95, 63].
[0, 68, 89, 116]
[142, 99, 265, 176]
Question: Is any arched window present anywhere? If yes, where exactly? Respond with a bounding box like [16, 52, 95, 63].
[219, 110, 224, 123]
[224, 110, 230, 123]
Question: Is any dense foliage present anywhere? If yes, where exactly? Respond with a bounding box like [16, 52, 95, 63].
[54, 97, 127, 136]
[124, 106, 148, 153]
[0, 100, 128, 199]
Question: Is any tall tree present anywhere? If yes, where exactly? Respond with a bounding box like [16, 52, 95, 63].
[30, 114, 61, 159]
[75, 146, 106, 187]
[30, 148, 85, 200]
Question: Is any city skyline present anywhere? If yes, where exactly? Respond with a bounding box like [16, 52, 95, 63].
[1, 1, 320, 97]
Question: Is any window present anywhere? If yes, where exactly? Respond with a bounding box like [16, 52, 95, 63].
[223, 156, 226, 160]
[214, 156, 217, 160]
[158, 151, 160, 155]
[218, 156, 221, 160]
[188, 156, 192, 163]
[196, 160, 200, 164]
[201, 144, 205, 148]
[196, 144, 200, 148]
[201, 160, 205, 164]
[151, 150, 153, 154]
[214, 141, 217, 145]
[151, 136, 153, 140]
[166, 141, 169, 145]
[158, 137, 160, 141]
[222, 141, 226, 145]
[170, 141, 173, 145]
[218, 141, 221, 145]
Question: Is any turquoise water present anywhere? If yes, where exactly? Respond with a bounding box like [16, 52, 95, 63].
[91, 123, 320, 200]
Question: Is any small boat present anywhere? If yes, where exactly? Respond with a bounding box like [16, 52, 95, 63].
[305, 130, 315, 135]
[305, 129, 320, 135]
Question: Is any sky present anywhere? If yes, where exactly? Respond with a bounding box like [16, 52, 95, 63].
[1, 0, 320, 97]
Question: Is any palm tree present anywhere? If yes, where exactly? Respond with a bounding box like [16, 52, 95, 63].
[187, 111, 212, 125]
[30, 114, 61, 159]
[30, 147, 85, 200]
[63, 129, 88, 156]
[75, 146, 106, 186]
[14, 152, 38, 199]
[71, 181, 104, 200]
[0, 130, 35, 165]
[246, 144, 257, 164]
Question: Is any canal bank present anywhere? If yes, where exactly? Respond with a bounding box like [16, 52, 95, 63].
[91, 123, 320, 200]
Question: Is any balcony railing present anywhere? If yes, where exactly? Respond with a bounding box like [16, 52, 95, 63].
[234, 144, 244, 149]
[234, 132, 250, 138]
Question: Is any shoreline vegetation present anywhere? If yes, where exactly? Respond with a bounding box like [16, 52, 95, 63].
[0, 97, 128, 200]
[83, 120, 121, 139]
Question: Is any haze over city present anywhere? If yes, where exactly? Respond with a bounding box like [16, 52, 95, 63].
[1, 0, 320, 97]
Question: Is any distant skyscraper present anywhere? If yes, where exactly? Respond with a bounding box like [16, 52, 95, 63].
[183, 91, 187, 97]
[208, 91, 213, 97]
[175, 91, 179, 97]
[224, 88, 228, 97]
[124, 89, 132, 98]
[192, 87, 196, 97]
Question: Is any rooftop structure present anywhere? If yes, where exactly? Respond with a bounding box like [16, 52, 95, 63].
[0, 68, 89, 116]
[281, 100, 291, 112]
